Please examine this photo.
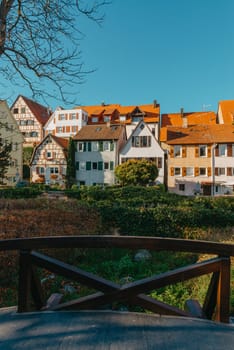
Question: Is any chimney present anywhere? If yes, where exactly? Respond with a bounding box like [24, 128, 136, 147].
[153, 99, 157, 108]
[181, 108, 187, 128]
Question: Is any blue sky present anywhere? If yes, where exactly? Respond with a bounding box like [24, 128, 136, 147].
[2, 0, 234, 114]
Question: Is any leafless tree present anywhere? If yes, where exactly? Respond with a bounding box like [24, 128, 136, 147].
[0, 1, 109, 104]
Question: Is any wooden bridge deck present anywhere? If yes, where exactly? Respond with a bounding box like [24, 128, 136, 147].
[0, 307, 234, 349]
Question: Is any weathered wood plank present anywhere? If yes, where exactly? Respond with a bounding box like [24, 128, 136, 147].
[202, 271, 219, 319]
[18, 250, 32, 313]
[215, 257, 231, 323]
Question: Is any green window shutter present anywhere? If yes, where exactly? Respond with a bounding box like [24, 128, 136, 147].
[98, 161, 103, 170]
[76, 161, 79, 170]
[110, 141, 114, 151]
[110, 161, 114, 170]
[86, 161, 91, 170]
[88, 142, 91, 152]
[99, 141, 103, 151]
[83, 142, 87, 152]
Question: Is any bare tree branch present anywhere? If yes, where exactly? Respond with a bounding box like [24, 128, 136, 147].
[0, 0, 110, 104]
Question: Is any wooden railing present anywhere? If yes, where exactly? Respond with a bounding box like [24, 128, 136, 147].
[0, 235, 234, 323]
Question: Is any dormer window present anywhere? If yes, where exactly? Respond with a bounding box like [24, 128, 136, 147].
[92, 117, 99, 123]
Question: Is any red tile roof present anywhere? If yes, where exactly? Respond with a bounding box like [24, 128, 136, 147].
[20, 95, 51, 126]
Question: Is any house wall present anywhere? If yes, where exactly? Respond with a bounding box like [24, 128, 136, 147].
[11, 96, 44, 145]
[44, 109, 88, 138]
[75, 140, 118, 186]
[31, 136, 67, 186]
[120, 122, 164, 184]
[213, 143, 234, 195]
[0, 101, 23, 186]
[167, 144, 213, 196]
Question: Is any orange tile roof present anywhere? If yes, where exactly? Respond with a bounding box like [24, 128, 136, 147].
[218, 100, 234, 124]
[163, 124, 234, 144]
[73, 124, 125, 141]
[161, 111, 216, 127]
[20, 95, 51, 126]
[76, 102, 160, 119]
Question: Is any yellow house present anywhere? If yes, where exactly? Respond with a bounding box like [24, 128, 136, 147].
[0, 100, 24, 186]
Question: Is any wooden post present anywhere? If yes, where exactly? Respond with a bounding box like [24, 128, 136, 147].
[18, 250, 32, 313]
[215, 257, 230, 323]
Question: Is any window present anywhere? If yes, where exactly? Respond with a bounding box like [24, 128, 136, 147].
[199, 168, 207, 176]
[179, 184, 185, 191]
[39, 167, 44, 174]
[27, 120, 34, 125]
[232, 144, 234, 157]
[186, 167, 194, 176]
[50, 167, 59, 174]
[92, 117, 98, 123]
[70, 113, 76, 120]
[110, 161, 114, 170]
[103, 141, 109, 151]
[57, 127, 63, 133]
[71, 126, 78, 132]
[47, 151, 52, 158]
[80, 162, 85, 170]
[104, 116, 110, 122]
[92, 162, 98, 170]
[199, 145, 207, 157]
[120, 116, 126, 121]
[92, 142, 99, 151]
[30, 131, 38, 137]
[59, 114, 66, 120]
[219, 144, 226, 156]
[219, 168, 225, 175]
[104, 162, 109, 170]
[78, 142, 84, 152]
[174, 145, 182, 157]
[13, 108, 19, 114]
[21, 107, 26, 113]
[132, 136, 151, 147]
[174, 167, 181, 176]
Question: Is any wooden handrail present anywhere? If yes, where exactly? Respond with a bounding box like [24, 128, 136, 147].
[0, 235, 233, 323]
[0, 235, 234, 256]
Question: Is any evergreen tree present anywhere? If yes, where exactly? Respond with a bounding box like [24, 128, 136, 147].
[66, 138, 76, 188]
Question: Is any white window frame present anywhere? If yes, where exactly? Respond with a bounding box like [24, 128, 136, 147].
[199, 167, 207, 176]
[219, 144, 227, 157]
[174, 145, 182, 157]
[174, 167, 181, 176]
[186, 167, 194, 176]
[199, 145, 207, 157]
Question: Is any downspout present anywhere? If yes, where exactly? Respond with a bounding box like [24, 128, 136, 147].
[211, 143, 217, 196]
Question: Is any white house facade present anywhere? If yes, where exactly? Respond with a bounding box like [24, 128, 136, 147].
[73, 124, 127, 186]
[44, 107, 88, 138]
[119, 121, 165, 185]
